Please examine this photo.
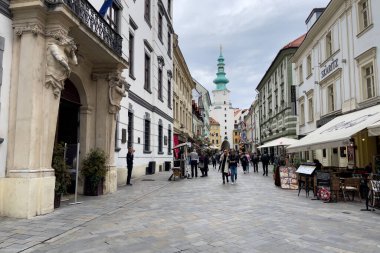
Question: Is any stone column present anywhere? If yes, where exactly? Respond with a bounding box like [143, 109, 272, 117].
[0, 4, 78, 218]
[91, 72, 127, 194]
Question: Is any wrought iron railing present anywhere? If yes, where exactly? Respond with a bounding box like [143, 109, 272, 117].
[46, 0, 122, 56]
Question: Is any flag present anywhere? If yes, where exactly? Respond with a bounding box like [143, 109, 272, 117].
[99, 0, 113, 17]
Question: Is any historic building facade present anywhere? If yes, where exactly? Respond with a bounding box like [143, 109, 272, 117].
[291, 0, 380, 168]
[256, 35, 304, 154]
[114, 0, 174, 180]
[0, 0, 12, 178]
[209, 117, 221, 149]
[209, 50, 235, 147]
[194, 79, 212, 140]
[173, 38, 194, 149]
[1, 0, 128, 218]
[244, 103, 255, 153]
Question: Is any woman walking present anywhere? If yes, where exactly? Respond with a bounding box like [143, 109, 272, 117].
[219, 149, 229, 184]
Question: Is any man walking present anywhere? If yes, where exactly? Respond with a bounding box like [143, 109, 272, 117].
[126, 147, 135, 185]
[261, 151, 269, 176]
[189, 149, 199, 178]
[251, 152, 259, 173]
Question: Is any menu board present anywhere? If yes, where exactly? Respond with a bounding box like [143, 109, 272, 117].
[279, 166, 298, 190]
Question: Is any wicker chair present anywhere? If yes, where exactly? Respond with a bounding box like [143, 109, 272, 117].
[330, 176, 341, 202]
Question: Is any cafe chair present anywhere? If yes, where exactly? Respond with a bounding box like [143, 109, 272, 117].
[342, 178, 361, 201]
[369, 180, 380, 208]
[330, 176, 341, 202]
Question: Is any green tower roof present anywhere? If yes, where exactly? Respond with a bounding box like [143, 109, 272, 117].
[213, 46, 229, 90]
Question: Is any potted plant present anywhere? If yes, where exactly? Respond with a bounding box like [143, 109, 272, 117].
[81, 148, 108, 196]
[52, 143, 71, 208]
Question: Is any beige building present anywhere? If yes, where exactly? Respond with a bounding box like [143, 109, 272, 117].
[209, 117, 221, 149]
[173, 36, 195, 147]
[0, 0, 128, 218]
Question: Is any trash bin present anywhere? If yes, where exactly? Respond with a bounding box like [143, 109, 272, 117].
[165, 161, 171, 171]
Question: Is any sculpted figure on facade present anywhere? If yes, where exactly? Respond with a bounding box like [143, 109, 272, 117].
[46, 36, 78, 98]
[108, 73, 127, 114]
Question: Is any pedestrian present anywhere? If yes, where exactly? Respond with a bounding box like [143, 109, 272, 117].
[240, 151, 249, 174]
[201, 153, 209, 177]
[126, 146, 135, 186]
[251, 152, 259, 173]
[229, 150, 239, 184]
[219, 149, 229, 184]
[212, 154, 217, 169]
[261, 151, 270, 176]
[189, 148, 199, 178]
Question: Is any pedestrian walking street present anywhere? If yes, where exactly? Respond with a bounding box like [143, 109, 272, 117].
[1, 165, 380, 253]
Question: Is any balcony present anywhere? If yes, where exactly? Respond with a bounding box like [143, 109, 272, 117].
[46, 0, 123, 57]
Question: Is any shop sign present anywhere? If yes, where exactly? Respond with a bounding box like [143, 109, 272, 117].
[321, 58, 339, 80]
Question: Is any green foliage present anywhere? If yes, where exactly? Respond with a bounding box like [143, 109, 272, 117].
[81, 148, 108, 188]
[52, 143, 71, 194]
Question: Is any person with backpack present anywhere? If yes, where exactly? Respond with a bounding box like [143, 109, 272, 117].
[240, 151, 249, 174]
[261, 151, 270, 176]
[251, 152, 259, 173]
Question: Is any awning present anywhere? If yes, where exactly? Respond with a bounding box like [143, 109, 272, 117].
[257, 137, 298, 149]
[368, 121, 380, 136]
[173, 142, 192, 150]
[287, 104, 380, 153]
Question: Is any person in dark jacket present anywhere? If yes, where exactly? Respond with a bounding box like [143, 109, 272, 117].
[201, 153, 209, 177]
[251, 152, 259, 173]
[261, 151, 270, 176]
[126, 147, 135, 185]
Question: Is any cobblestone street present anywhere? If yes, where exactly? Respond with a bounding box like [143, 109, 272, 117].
[1, 165, 380, 253]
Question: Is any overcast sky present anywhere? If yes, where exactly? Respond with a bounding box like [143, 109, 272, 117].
[173, 0, 330, 109]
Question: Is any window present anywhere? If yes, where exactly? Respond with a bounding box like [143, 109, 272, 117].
[168, 127, 172, 154]
[358, 0, 371, 32]
[327, 84, 335, 112]
[323, 149, 327, 158]
[167, 31, 171, 57]
[306, 55, 312, 77]
[144, 53, 151, 91]
[225, 114, 227, 117]
[308, 97, 314, 122]
[300, 102, 305, 125]
[158, 68, 163, 100]
[280, 63, 284, 77]
[144, 0, 151, 24]
[235, 132, 238, 136]
[362, 63, 375, 99]
[225, 126, 227, 130]
[216, 140, 219, 144]
[216, 133, 218, 136]
[144, 118, 151, 152]
[298, 64, 303, 84]
[128, 111, 134, 148]
[158, 12, 163, 41]
[326, 31, 332, 59]
[225, 132, 227, 135]
[105, 2, 120, 31]
[167, 79, 171, 108]
[129, 32, 135, 78]
[167, 0, 172, 16]
[158, 122, 163, 154]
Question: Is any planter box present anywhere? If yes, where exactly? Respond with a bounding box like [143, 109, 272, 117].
[84, 177, 104, 196]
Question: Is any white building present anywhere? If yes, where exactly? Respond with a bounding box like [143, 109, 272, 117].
[290, 0, 380, 169]
[194, 79, 212, 140]
[115, 0, 174, 179]
[0, 1, 12, 177]
[209, 50, 235, 147]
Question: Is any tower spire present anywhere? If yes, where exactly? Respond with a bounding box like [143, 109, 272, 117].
[213, 46, 229, 90]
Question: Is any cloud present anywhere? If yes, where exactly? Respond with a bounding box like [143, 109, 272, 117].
[174, 0, 330, 109]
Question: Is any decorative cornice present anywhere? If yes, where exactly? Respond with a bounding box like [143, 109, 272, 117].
[129, 91, 173, 123]
[14, 23, 45, 37]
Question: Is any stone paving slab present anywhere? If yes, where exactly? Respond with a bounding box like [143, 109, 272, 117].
[1, 165, 380, 252]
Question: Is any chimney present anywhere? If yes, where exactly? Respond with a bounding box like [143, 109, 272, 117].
[305, 8, 325, 31]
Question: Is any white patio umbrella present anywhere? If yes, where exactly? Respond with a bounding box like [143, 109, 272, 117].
[257, 137, 298, 149]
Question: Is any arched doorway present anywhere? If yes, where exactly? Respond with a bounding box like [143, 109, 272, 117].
[55, 79, 81, 193]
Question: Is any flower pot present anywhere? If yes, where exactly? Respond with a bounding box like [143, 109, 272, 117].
[84, 177, 104, 196]
[54, 193, 61, 209]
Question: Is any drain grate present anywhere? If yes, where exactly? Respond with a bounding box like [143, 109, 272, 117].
[141, 179, 155, 181]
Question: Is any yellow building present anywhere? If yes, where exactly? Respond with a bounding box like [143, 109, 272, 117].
[233, 130, 241, 151]
[209, 117, 221, 149]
